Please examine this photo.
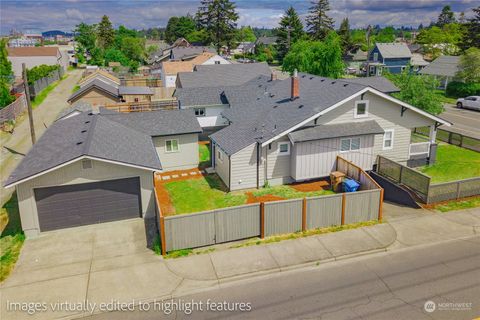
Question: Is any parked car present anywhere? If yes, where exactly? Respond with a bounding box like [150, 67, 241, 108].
[456, 96, 480, 111]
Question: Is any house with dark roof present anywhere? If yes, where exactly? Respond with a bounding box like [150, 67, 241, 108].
[366, 43, 413, 76]
[419, 55, 460, 88]
[203, 71, 450, 191]
[4, 109, 202, 237]
[67, 79, 154, 106]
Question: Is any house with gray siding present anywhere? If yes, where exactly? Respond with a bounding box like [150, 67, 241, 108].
[208, 71, 450, 191]
[4, 109, 202, 238]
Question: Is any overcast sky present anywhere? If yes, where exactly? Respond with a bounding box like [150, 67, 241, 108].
[1, 0, 478, 34]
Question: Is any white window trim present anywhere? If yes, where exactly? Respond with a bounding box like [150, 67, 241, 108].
[383, 129, 394, 150]
[354, 100, 369, 119]
[340, 137, 361, 153]
[165, 139, 180, 153]
[194, 107, 206, 117]
[217, 149, 224, 162]
[278, 142, 290, 156]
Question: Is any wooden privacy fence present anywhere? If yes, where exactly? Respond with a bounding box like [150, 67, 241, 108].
[376, 155, 480, 204]
[414, 127, 480, 152]
[336, 155, 382, 191]
[156, 189, 383, 254]
[0, 94, 27, 123]
[120, 78, 162, 87]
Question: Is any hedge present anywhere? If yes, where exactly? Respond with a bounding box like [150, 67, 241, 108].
[446, 81, 480, 98]
[26, 65, 60, 85]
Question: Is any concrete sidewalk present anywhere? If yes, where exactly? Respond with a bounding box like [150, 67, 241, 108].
[1, 206, 480, 320]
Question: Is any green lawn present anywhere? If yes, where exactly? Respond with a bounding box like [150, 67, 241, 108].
[433, 196, 480, 212]
[420, 144, 480, 183]
[163, 174, 334, 215]
[433, 89, 457, 105]
[0, 193, 25, 282]
[199, 143, 211, 168]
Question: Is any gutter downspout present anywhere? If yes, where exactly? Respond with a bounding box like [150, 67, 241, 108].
[256, 142, 260, 189]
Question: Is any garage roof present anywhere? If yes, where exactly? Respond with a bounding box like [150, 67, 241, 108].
[4, 109, 202, 187]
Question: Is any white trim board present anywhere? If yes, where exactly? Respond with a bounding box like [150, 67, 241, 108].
[261, 87, 451, 147]
[4, 156, 160, 188]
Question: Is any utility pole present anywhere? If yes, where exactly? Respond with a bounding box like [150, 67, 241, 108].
[22, 63, 36, 145]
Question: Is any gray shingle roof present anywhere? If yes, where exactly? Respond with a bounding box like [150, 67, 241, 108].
[177, 62, 272, 88]
[56, 101, 93, 120]
[256, 36, 278, 46]
[288, 120, 384, 143]
[118, 86, 154, 95]
[171, 46, 216, 60]
[5, 109, 202, 186]
[419, 55, 460, 77]
[339, 77, 400, 93]
[103, 109, 202, 137]
[68, 79, 119, 103]
[375, 43, 412, 59]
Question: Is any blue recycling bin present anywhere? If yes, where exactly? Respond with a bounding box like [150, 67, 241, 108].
[343, 179, 360, 192]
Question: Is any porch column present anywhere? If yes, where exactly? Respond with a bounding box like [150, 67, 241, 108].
[428, 124, 438, 165]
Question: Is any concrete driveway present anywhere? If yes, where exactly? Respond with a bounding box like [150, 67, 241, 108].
[0, 219, 182, 320]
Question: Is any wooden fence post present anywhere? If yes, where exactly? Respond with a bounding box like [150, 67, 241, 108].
[159, 215, 166, 256]
[302, 198, 307, 232]
[456, 182, 461, 200]
[260, 202, 265, 239]
[341, 193, 346, 225]
[378, 189, 384, 221]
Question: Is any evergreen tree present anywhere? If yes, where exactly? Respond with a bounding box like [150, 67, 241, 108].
[165, 15, 196, 44]
[338, 17, 352, 54]
[0, 38, 13, 80]
[196, 0, 239, 53]
[306, 0, 334, 40]
[275, 6, 304, 61]
[437, 5, 456, 27]
[464, 6, 480, 49]
[97, 15, 115, 49]
[74, 22, 97, 52]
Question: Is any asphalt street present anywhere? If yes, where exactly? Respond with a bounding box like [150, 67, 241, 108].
[86, 235, 480, 320]
[440, 104, 480, 139]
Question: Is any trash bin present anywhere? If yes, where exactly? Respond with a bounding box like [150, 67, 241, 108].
[343, 179, 360, 192]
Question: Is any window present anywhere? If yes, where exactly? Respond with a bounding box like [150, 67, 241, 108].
[340, 138, 360, 152]
[134, 97, 139, 102]
[165, 139, 179, 153]
[373, 52, 378, 62]
[194, 108, 206, 117]
[354, 100, 369, 118]
[217, 149, 223, 161]
[278, 142, 290, 155]
[214, 61, 221, 65]
[82, 159, 92, 169]
[383, 129, 394, 150]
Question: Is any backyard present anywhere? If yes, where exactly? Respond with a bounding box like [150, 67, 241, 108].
[419, 144, 480, 183]
[159, 174, 335, 215]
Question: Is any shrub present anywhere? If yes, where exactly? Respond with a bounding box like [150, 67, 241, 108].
[446, 81, 480, 98]
[26, 64, 60, 84]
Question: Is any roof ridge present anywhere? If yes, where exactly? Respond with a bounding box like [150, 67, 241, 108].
[83, 113, 98, 155]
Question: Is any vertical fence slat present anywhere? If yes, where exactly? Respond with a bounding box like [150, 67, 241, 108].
[264, 199, 303, 237]
[306, 194, 343, 229]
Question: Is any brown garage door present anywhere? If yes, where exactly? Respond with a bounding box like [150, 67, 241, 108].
[34, 177, 142, 232]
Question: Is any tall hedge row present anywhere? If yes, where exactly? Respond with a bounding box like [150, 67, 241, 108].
[26, 65, 60, 84]
[446, 81, 480, 98]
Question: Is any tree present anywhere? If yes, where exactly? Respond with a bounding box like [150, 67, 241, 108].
[186, 29, 210, 44]
[0, 81, 14, 109]
[236, 26, 256, 42]
[282, 32, 344, 78]
[74, 22, 96, 52]
[119, 36, 145, 62]
[376, 26, 395, 43]
[338, 17, 352, 54]
[437, 5, 456, 27]
[165, 15, 196, 43]
[0, 38, 13, 81]
[196, 0, 239, 53]
[97, 15, 115, 49]
[385, 69, 443, 115]
[464, 6, 480, 49]
[275, 6, 305, 61]
[456, 47, 480, 83]
[104, 48, 130, 66]
[306, 0, 334, 40]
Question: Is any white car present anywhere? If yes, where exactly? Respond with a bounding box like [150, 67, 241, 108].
[456, 96, 480, 111]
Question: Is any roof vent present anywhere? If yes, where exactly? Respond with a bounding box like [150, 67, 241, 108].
[331, 81, 336, 84]
[273, 105, 278, 108]
[301, 74, 306, 78]
[298, 105, 304, 109]
[321, 79, 325, 82]
[310, 77, 314, 80]
[85, 121, 90, 124]
[76, 141, 83, 145]
[81, 130, 87, 133]
[82, 159, 93, 170]
[343, 84, 348, 87]
[270, 93, 275, 98]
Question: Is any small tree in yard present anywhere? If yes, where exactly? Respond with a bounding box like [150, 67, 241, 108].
[456, 47, 480, 83]
[386, 69, 443, 115]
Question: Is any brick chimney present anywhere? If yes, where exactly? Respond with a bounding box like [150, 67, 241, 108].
[291, 69, 299, 100]
[271, 72, 277, 81]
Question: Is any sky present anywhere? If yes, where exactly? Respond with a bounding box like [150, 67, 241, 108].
[1, 0, 479, 35]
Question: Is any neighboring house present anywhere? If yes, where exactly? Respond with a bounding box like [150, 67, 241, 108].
[78, 69, 121, 88]
[411, 53, 430, 72]
[161, 52, 230, 88]
[344, 47, 368, 73]
[67, 79, 153, 105]
[8, 38, 39, 47]
[256, 36, 278, 46]
[207, 72, 449, 191]
[4, 109, 202, 238]
[366, 43, 412, 76]
[231, 42, 255, 55]
[7, 46, 68, 79]
[176, 62, 272, 88]
[419, 55, 460, 89]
